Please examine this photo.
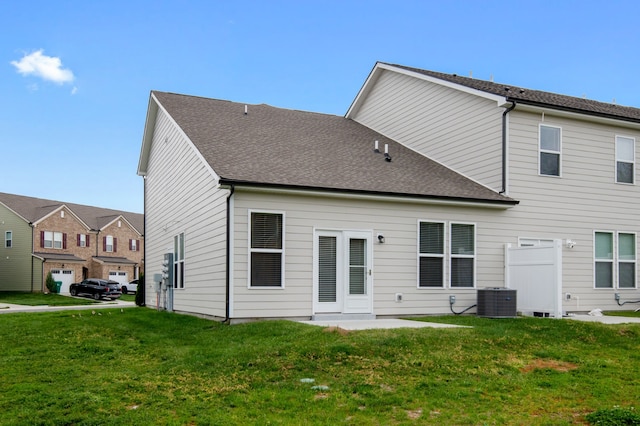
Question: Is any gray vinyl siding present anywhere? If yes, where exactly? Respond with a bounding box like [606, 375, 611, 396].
[0, 204, 33, 291]
[231, 189, 515, 319]
[507, 109, 640, 310]
[351, 69, 504, 190]
[144, 107, 229, 317]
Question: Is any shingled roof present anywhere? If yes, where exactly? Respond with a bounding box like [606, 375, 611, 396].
[151, 91, 517, 206]
[387, 63, 640, 123]
[0, 192, 144, 234]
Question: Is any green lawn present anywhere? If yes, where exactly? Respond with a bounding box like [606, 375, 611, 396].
[0, 308, 638, 425]
[0, 292, 135, 306]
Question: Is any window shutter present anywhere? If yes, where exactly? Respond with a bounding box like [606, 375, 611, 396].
[129, 239, 133, 250]
[114, 238, 117, 253]
[87, 235, 90, 247]
[40, 231, 45, 248]
[63, 233, 67, 249]
[136, 239, 140, 251]
[77, 234, 81, 246]
[103, 237, 107, 252]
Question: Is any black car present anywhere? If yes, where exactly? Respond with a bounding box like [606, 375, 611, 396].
[69, 279, 122, 300]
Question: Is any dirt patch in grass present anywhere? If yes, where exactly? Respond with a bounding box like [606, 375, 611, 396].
[520, 359, 578, 373]
[323, 326, 350, 335]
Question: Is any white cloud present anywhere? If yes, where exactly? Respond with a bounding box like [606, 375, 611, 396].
[11, 50, 75, 84]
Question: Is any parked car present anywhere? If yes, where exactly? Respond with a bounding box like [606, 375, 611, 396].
[69, 279, 122, 300]
[121, 279, 138, 295]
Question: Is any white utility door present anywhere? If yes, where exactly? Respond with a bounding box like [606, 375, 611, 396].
[314, 230, 373, 315]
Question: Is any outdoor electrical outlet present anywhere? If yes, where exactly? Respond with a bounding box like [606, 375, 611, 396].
[449, 295, 456, 305]
[615, 293, 621, 301]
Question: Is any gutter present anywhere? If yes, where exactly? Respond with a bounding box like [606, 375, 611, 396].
[224, 184, 235, 324]
[218, 179, 518, 208]
[501, 101, 517, 194]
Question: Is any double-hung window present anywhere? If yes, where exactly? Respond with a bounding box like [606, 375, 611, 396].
[249, 211, 284, 288]
[105, 235, 114, 252]
[450, 223, 475, 288]
[418, 222, 445, 287]
[594, 232, 614, 288]
[594, 232, 636, 289]
[539, 125, 561, 176]
[174, 233, 185, 289]
[43, 231, 64, 249]
[618, 232, 636, 288]
[616, 136, 635, 184]
[418, 221, 475, 288]
[5, 231, 12, 248]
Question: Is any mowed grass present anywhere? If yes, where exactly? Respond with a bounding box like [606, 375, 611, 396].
[0, 308, 639, 425]
[0, 292, 136, 306]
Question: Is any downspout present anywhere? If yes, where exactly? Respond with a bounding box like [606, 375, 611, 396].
[501, 101, 517, 194]
[224, 184, 235, 324]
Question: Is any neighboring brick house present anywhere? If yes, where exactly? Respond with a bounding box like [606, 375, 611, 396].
[0, 192, 143, 293]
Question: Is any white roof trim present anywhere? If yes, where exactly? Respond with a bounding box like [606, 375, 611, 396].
[347, 62, 509, 118]
[32, 204, 91, 230]
[138, 92, 220, 183]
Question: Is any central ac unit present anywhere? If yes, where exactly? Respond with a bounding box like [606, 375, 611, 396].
[477, 287, 517, 318]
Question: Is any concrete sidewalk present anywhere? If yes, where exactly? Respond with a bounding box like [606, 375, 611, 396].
[0, 299, 136, 314]
[299, 318, 467, 330]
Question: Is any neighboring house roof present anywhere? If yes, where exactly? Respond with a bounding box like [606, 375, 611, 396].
[0, 192, 144, 235]
[385, 63, 640, 124]
[93, 256, 138, 265]
[33, 252, 85, 262]
[147, 91, 517, 206]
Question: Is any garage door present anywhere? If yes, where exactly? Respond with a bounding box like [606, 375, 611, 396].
[51, 269, 74, 294]
[109, 271, 128, 287]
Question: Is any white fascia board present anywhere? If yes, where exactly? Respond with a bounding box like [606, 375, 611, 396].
[515, 103, 640, 131]
[137, 93, 159, 176]
[229, 185, 515, 210]
[100, 214, 139, 235]
[146, 93, 221, 183]
[346, 62, 509, 118]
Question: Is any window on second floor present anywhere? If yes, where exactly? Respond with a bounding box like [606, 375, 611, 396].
[104, 235, 116, 252]
[130, 239, 139, 252]
[77, 233, 90, 247]
[616, 136, 635, 184]
[5, 231, 12, 248]
[42, 231, 65, 249]
[539, 124, 561, 177]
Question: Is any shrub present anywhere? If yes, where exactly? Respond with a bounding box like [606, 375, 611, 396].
[45, 272, 57, 293]
[586, 407, 640, 425]
[135, 273, 145, 306]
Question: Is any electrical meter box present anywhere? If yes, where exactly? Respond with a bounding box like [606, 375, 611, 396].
[162, 252, 174, 288]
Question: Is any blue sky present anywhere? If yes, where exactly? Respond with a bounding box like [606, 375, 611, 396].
[2, 0, 639, 214]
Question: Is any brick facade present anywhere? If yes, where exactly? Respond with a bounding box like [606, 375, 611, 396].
[33, 207, 144, 291]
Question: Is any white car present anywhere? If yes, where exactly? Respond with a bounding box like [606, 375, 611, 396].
[121, 279, 138, 295]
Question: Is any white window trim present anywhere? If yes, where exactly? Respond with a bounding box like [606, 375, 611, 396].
[248, 209, 285, 289]
[79, 234, 87, 248]
[105, 235, 114, 252]
[615, 135, 635, 185]
[44, 231, 53, 249]
[594, 230, 614, 289]
[173, 232, 185, 289]
[617, 231, 637, 289]
[449, 222, 476, 289]
[539, 124, 562, 177]
[5, 230, 12, 248]
[417, 220, 446, 289]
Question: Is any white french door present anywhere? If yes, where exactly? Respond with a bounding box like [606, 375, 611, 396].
[314, 230, 373, 314]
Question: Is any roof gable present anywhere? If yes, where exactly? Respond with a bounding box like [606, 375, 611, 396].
[149, 91, 516, 206]
[382, 63, 640, 124]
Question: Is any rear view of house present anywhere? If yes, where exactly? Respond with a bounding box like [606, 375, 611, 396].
[138, 62, 640, 322]
[0, 193, 144, 293]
